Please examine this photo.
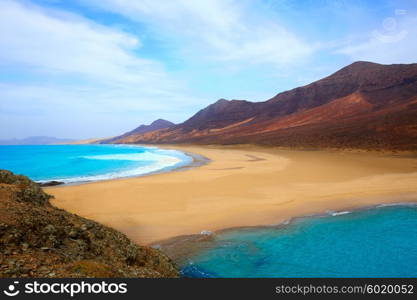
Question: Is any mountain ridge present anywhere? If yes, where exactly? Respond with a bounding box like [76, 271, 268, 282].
[0, 136, 75, 145]
[109, 61, 417, 151]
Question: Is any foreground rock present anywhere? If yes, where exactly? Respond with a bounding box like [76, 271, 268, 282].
[0, 170, 179, 278]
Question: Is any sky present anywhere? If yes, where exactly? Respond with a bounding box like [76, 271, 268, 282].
[0, 0, 416, 139]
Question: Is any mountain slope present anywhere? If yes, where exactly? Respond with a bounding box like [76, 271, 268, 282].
[113, 61, 417, 151]
[102, 119, 174, 144]
[0, 170, 179, 278]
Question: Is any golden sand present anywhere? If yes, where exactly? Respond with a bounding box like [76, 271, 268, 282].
[46, 146, 417, 245]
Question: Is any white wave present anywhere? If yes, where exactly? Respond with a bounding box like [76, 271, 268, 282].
[332, 211, 351, 216]
[376, 202, 417, 208]
[326, 210, 351, 216]
[270, 219, 291, 226]
[200, 230, 214, 236]
[376, 203, 398, 208]
[40, 148, 188, 184]
[82, 150, 181, 162]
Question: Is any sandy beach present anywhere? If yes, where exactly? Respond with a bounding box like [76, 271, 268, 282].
[46, 146, 417, 245]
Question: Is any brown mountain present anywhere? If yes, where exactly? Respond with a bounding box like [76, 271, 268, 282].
[103, 119, 174, 144]
[113, 61, 417, 151]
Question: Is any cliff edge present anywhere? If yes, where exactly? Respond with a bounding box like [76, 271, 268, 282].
[0, 170, 179, 278]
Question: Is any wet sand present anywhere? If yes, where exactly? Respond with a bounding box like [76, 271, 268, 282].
[46, 145, 417, 245]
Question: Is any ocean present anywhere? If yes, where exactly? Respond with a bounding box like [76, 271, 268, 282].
[180, 205, 417, 278]
[0, 144, 193, 184]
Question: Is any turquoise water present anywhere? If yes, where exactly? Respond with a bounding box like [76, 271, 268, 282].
[0, 144, 193, 183]
[181, 205, 417, 277]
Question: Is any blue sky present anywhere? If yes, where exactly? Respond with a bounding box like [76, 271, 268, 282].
[1, 0, 416, 139]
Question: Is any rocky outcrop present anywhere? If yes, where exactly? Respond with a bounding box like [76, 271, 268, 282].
[0, 170, 179, 278]
[37, 181, 64, 187]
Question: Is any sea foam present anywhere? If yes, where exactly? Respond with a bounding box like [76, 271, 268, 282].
[33, 146, 191, 184]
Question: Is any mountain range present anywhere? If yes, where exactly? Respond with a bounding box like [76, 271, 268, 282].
[107, 61, 417, 151]
[102, 119, 175, 144]
[0, 136, 74, 145]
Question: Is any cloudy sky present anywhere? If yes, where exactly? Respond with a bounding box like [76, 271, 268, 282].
[1, 0, 416, 139]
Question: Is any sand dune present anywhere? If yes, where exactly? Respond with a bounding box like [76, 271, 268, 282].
[47, 146, 417, 245]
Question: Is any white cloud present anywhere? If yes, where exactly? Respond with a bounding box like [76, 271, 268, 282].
[80, 0, 313, 66]
[0, 81, 200, 139]
[0, 0, 175, 85]
[335, 15, 417, 64]
[0, 0, 202, 139]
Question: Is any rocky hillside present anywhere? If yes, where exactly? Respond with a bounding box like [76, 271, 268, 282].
[112, 61, 417, 151]
[0, 170, 179, 278]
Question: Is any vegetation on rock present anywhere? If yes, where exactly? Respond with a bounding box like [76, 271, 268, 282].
[0, 170, 179, 278]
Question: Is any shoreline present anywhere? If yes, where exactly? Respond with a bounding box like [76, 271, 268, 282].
[46, 145, 417, 246]
[37, 145, 209, 187]
[154, 201, 417, 265]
